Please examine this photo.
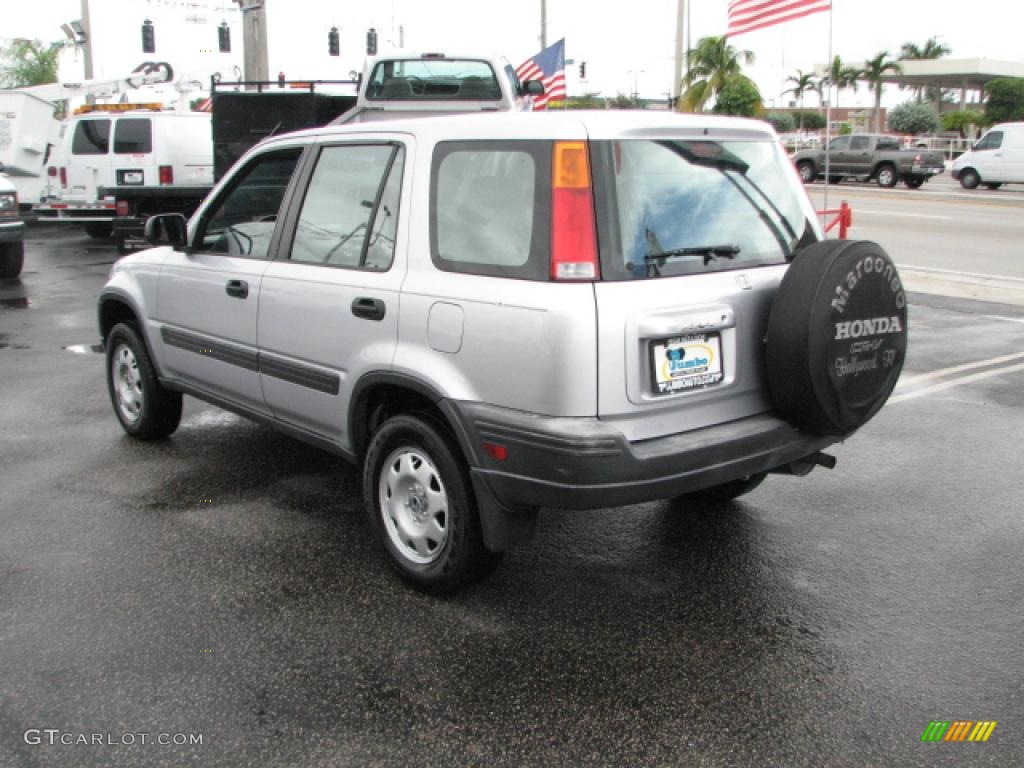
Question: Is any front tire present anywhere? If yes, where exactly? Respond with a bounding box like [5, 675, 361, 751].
[0, 241, 24, 279]
[876, 164, 897, 188]
[106, 322, 182, 440]
[959, 168, 980, 189]
[363, 413, 501, 593]
[797, 161, 816, 184]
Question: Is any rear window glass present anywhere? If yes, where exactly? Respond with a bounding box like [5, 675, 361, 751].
[430, 141, 550, 280]
[72, 120, 110, 155]
[592, 140, 813, 281]
[366, 59, 501, 101]
[113, 119, 152, 154]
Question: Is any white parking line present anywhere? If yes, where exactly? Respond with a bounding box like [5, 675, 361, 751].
[986, 315, 1024, 325]
[856, 209, 952, 220]
[900, 265, 1024, 284]
[896, 351, 1024, 390]
[891, 358, 1024, 403]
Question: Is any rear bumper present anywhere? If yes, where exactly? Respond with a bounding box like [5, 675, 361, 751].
[449, 401, 837, 511]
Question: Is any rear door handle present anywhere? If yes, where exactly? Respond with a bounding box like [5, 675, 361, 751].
[225, 279, 248, 299]
[351, 297, 386, 321]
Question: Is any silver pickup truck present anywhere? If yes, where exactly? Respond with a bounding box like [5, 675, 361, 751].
[794, 134, 945, 189]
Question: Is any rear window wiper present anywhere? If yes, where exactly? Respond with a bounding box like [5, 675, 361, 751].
[645, 245, 741, 265]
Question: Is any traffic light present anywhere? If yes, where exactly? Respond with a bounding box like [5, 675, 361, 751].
[141, 19, 155, 54]
[328, 26, 339, 57]
[218, 22, 230, 53]
[579, 61, 587, 79]
[366, 28, 378, 56]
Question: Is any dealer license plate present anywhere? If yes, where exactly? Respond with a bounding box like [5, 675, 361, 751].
[650, 333, 724, 394]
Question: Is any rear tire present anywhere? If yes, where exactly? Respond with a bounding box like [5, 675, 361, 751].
[904, 177, 925, 189]
[0, 241, 24, 279]
[84, 222, 113, 239]
[875, 164, 897, 188]
[959, 168, 980, 189]
[363, 412, 502, 593]
[674, 473, 766, 505]
[106, 322, 182, 440]
[984, 182, 1002, 190]
[797, 161, 816, 183]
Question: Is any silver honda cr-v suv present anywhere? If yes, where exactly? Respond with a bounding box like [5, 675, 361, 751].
[99, 111, 907, 592]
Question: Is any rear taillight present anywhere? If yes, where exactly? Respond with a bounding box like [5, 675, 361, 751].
[550, 141, 599, 281]
[116, 200, 129, 217]
[158, 165, 173, 185]
[47, 166, 57, 177]
[59, 167, 67, 187]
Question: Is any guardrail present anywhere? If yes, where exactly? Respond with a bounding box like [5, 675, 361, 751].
[817, 200, 852, 239]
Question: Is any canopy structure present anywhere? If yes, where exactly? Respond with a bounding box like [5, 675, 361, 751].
[881, 58, 1024, 109]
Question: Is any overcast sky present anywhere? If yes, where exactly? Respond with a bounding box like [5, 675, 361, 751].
[4, 0, 1019, 108]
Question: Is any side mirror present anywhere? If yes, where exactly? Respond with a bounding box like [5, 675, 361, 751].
[144, 213, 188, 250]
[523, 80, 545, 96]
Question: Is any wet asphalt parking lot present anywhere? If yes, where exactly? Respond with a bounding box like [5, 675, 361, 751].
[1, 224, 1022, 767]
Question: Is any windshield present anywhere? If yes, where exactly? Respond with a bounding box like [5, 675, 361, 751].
[592, 139, 817, 280]
[366, 59, 501, 101]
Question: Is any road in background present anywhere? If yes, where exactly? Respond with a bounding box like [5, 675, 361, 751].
[807, 175, 1024, 305]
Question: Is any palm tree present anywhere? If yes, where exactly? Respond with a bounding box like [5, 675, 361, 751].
[784, 69, 818, 134]
[819, 55, 862, 110]
[861, 51, 902, 133]
[677, 36, 754, 113]
[899, 37, 952, 103]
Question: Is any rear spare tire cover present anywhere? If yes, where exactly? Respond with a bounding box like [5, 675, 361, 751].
[765, 240, 907, 436]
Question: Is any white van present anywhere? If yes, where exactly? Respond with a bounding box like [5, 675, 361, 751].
[952, 122, 1024, 189]
[37, 106, 213, 236]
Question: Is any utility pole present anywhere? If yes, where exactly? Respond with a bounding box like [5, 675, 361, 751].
[79, 0, 94, 80]
[540, 0, 547, 49]
[672, 0, 685, 102]
[235, 0, 269, 84]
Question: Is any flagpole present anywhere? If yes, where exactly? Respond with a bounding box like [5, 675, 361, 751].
[823, 0, 833, 226]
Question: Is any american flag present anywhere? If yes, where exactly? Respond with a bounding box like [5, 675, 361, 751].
[727, 0, 831, 37]
[516, 38, 566, 110]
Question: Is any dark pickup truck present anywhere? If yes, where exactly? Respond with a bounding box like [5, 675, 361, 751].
[793, 134, 945, 189]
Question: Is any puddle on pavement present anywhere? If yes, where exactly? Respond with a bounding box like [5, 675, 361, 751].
[0, 297, 31, 309]
[63, 343, 105, 355]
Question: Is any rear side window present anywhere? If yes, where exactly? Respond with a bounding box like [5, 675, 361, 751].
[113, 119, 152, 154]
[72, 120, 110, 155]
[430, 141, 550, 280]
[850, 136, 870, 150]
[592, 140, 812, 280]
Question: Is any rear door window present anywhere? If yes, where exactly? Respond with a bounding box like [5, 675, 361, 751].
[592, 139, 812, 280]
[113, 119, 153, 154]
[72, 120, 110, 155]
[289, 143, 404, 270]
[430, 141, 550, 280]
